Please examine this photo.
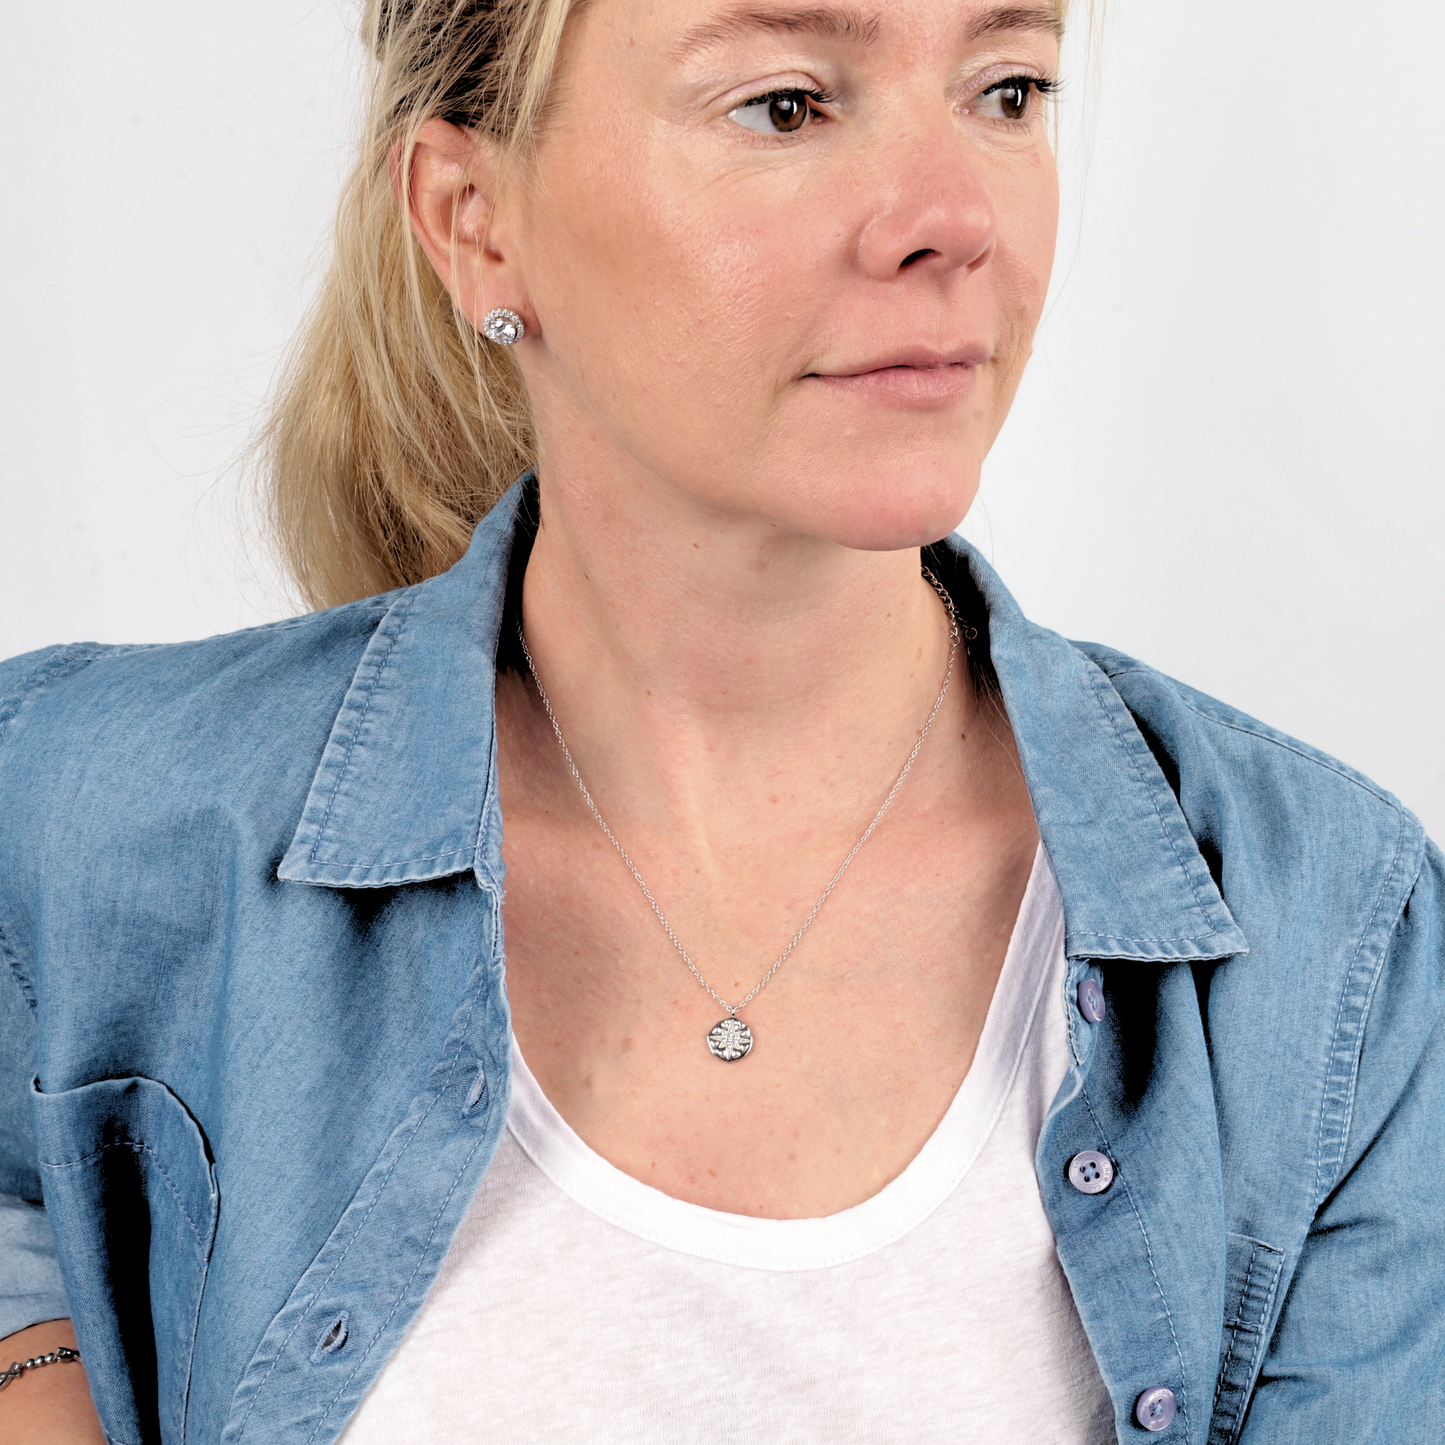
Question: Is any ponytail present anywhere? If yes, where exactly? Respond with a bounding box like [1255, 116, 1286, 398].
[257, 0, 574, 610]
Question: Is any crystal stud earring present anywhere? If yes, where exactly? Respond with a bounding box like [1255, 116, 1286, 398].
[481, 308, 525, 345]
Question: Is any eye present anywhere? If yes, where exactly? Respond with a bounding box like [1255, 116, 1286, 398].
[971, 75, 1055, 123]
[727, 88, 825, 135]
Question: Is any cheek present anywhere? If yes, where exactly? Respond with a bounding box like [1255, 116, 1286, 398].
[998, 152, 1059, 340]
[971, 151, 1056, 428]
[527, 130, 808, 442]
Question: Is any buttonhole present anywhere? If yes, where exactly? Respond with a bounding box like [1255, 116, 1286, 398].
[309, 1311, 350, 1364]
[462, 1064, 488, 1117]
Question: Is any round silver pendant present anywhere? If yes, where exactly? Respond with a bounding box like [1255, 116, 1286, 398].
[707, 1017, 753, 1062]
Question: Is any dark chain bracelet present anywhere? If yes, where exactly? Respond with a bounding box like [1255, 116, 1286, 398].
[0, 1345, 82, 1392]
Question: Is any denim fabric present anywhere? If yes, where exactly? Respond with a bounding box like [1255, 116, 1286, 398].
[0, 1194, 68, 1339]
[1, 478, 1440, 1444]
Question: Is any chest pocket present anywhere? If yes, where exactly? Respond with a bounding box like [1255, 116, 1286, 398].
[32, 1075, 218, 1445]
[1208, 1231, 1286, 1445]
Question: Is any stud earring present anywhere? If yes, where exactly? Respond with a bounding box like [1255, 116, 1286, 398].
[481, 308, 525, 345]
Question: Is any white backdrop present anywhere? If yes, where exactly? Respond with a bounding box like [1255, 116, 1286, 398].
[3, 1, 1442, 834]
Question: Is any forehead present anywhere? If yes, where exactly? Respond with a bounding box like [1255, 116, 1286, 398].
[667, 2, 1065, 59]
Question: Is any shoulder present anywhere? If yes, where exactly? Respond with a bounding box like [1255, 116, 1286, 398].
[0, 592, 408, 901]
[0, 591, 402, 755]
[1074, 642, 1444, 1187]
[1072, 638, 1429, 1004]
[1075, 633, 1437, 1070]
[1073, 638, 1422, 848]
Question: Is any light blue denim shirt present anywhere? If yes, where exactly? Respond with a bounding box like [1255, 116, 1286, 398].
[1, 480, 1441, 1444]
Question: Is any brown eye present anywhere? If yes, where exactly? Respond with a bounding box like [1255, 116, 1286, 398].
[973, 76, 1051, 123]
[729, 89, 819, 135]
[997, 81, 1031, 120]
[768, 92, 810, 132]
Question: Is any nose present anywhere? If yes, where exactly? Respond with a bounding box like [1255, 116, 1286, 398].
[854, 130, 998, 282]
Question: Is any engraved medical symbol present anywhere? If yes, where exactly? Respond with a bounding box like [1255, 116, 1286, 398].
[707, 1017, 754, 1062]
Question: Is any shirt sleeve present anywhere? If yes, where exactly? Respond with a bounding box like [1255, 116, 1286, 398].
[0, 965, 69, 1340]
[1239, 838, 1445, 1441]
[0, 647, 74, 1340]
[0, 1195, 69, 1341]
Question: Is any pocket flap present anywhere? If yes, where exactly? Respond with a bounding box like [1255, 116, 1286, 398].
[33, 1075, 218, 1445]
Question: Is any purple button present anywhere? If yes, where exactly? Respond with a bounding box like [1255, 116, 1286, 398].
[1077, 977, 1107, 1023]
[1067, 1150, 1114, 1194]
[1134, 1387, 1178, 1431]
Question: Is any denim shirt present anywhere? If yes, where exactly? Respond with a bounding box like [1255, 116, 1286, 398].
[1, 481, 1441, 1445]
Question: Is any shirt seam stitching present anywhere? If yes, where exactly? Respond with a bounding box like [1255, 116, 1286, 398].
[1068, 930, 1229, 946]
[1311, 811, 1412, 1201]
[303, 1131, 491, 1444]
[0, 919, 36, 1011]
[1229, 1246, 1283, 1444]
[1093, 665, 1409, 814]
[231, 935, 490, 1441]
[1211, 1245, 1260, 1429]
[1078, 1081, 1192, 1436]
[307, 601, 413, 866]
[301, 943, 494, 1441]
[41, 1141, 208, 1250]
[0, 645, 105, 749]
[295, 846, 474, 872]
[0, 646, 109, 1008]
[1083, 666, 1221, 932]
[230, 1080, 447, 1442]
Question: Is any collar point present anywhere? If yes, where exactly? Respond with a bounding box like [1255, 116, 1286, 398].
[277, 843, 479, 889]
[1065, 923, 1251, 965]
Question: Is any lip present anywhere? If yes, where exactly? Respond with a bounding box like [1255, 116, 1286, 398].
[803, 344, 989, 406]
[815, 344, 991, 376]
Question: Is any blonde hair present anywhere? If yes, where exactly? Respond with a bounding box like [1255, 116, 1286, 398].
[261, 0, 1076, 611]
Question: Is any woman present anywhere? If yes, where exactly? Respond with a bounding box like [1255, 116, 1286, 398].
[1, 0, 1440, 1441]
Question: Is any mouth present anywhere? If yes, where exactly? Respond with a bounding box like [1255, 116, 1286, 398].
[803, 345, 989, 406]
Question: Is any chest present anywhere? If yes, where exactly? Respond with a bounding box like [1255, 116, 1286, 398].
[499, 809, 1038, 1216]
[337, 883, 1113, 1445]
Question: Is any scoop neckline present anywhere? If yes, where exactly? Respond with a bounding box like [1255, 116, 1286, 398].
[505, 843, 1062, 1272]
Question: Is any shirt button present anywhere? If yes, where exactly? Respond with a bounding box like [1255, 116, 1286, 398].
[1067, 1150, 1114, 1194]
[1077, 977, 1107, 1023]
[1134, 1387, 1178, 1431]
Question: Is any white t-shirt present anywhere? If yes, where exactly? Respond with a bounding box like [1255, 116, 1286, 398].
[341, 848, 1114, 1444]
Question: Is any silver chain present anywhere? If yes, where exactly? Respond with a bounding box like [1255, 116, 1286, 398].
[517, 568, 961, 1020]
[0, 1346, 82, 1393]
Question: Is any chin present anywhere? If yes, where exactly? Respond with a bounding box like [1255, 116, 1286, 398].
[802, 457, 981, 553]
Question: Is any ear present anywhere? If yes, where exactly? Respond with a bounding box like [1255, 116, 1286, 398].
[395, 119, 532, 337]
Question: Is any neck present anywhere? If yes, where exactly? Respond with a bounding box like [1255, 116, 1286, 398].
[512, 462, 970, 839]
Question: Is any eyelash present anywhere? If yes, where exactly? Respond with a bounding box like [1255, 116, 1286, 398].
[731, 74, 1059, 139]
[976, 75, 1060, 123]
[742, 86, 839, 114]
[983, 75, 1060, 99]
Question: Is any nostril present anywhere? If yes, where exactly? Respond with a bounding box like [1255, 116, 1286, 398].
[901, 248, 937, 268]
[309, 1311, 350, 1364]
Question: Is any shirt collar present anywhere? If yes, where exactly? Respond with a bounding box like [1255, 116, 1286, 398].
[277, 484, 518, 894]
[280, 480, 1247, 963]
[964, 547, 1247, 962]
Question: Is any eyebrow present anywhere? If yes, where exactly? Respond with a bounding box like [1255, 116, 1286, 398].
[965, 5, 1064, 43]
[673, 4, 1062, 63]
[672, 6, 883, 61]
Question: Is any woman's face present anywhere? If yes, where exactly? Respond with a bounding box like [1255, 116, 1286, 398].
[493, 0, 1061, 550]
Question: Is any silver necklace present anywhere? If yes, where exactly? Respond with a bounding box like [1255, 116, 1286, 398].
[517, 568, 961, 1062]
